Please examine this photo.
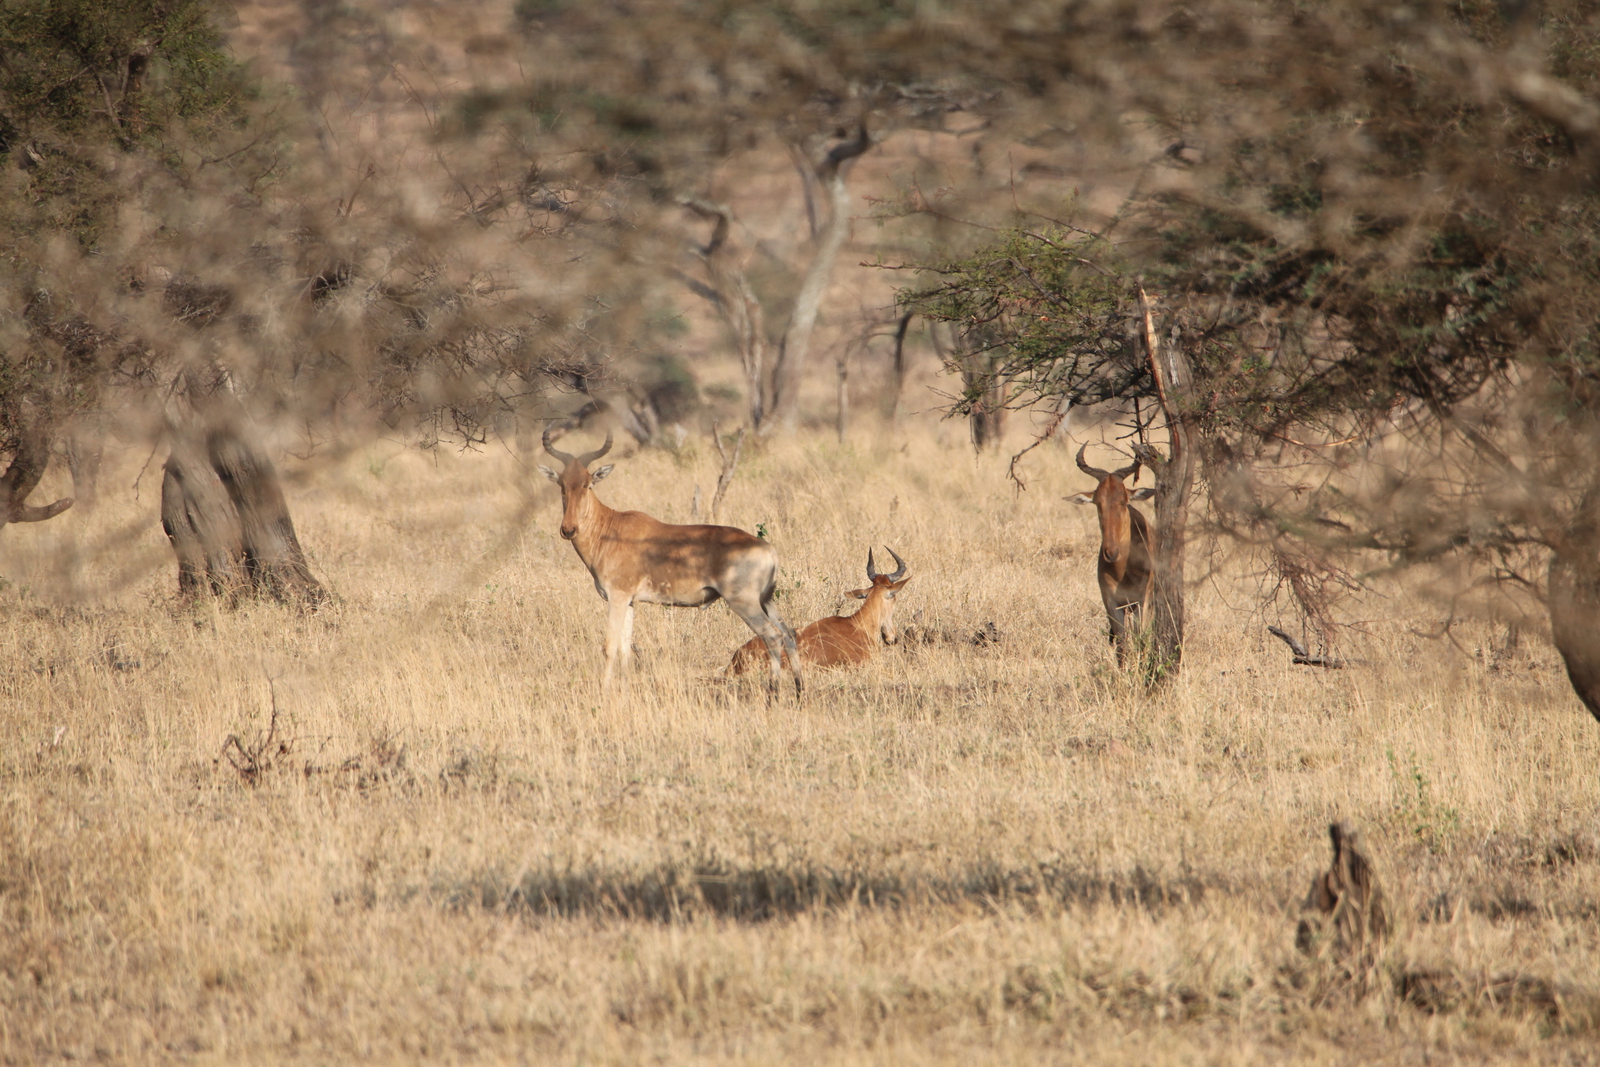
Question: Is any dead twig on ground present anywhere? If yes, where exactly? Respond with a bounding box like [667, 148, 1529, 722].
[220, 676, 291, 785]
[1268, 625, 1359, 668]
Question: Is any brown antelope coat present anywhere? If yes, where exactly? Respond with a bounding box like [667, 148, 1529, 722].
[1066, 445, 1155, 662]
[539, 428, 803, 696]
[730, 547, 910, 673]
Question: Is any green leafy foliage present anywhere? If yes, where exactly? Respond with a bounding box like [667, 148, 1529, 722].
[898, 225, 1146, 416]
[0, 0, 251, 244]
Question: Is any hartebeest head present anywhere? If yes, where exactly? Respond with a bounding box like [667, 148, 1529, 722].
[1066, 445, 1154, 563]
[729, 545, 910, 675]
[538, 427, 614, 540]
[848, 545, 911, 644]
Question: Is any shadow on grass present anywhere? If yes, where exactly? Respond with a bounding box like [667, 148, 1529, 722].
[437, 857, 1217, 923]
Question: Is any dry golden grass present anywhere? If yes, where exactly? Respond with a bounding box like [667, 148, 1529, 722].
[3, 425, 1600, 1064]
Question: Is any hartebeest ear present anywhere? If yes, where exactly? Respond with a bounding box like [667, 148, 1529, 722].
[1131, 487, 1156, 501]
[887, 576, 912, 593]
[1065, 492, 1094, 505]
[845, 587, 871, 600]
[537, 464, 560, 483]
[591, 464, 614, 482]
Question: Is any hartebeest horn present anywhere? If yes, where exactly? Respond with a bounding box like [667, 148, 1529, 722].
[580, 431, 613, 467]
[1075, 444, 1138, 482]
[542, 426, 613, 467]
[867, 545, 908, 582]
[542, 426, 576, 465]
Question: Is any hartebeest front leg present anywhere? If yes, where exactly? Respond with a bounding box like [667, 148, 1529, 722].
[602, 596, 636, 687]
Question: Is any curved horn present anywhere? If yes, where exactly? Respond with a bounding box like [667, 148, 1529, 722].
[1077, 443, 1139, 482]
[1075, 444, 1111, 481]
[579, 431, 613, 467]
[542, 425, 576, 465]
[881, 545, 908, 582]
[866, 546, 880, 581]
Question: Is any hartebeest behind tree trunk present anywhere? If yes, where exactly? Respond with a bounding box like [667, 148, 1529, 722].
[1066, 445, 1155, 665]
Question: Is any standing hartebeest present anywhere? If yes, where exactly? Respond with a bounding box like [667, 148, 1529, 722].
[729, 547, 910, 674]
[538, 427, 803, 697]
[1066, 444, 1156, 663]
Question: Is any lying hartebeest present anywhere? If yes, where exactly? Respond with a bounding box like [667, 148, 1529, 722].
[539, 427, 803, 697]
[1066, 445, 1155, 663]
[729, 547, 911, 674]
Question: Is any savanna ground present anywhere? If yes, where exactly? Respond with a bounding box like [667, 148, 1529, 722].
[3, 424, 1599, 1065]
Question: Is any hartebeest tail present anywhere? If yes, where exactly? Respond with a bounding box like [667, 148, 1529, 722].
[1066, 444, 1155, 664]
[538, 426, 803, 698]
[730, 546, 911, 674]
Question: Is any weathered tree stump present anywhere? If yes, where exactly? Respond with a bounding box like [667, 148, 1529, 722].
[161, 396, 326, 607]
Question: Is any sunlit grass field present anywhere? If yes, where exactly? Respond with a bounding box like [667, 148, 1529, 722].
[3, 425, 1599, 1064]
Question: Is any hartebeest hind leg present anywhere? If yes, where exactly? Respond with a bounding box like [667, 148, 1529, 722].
[728, 599, 804, 699]
[766, 599, 804, 697]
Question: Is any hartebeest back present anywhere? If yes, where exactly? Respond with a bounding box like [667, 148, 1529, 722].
[538, 427, 803, 697]
[1066, 444, 1155, 663]
[729, 547, 911, 674]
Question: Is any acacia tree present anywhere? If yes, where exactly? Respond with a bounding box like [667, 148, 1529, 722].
[0, 0, 248, 537]
[897, 1, 1600, 718]
[0, 0, 613, 603]
[901, 228, 1200, 674]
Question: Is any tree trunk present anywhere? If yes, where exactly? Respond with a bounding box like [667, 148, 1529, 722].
[0, 421, 73, 534]
[161, 396, 327, 607]
[890, 312, 912, 427]
[64, 426, 102, 513]
[680, 198, 769, 430]
[767, 125, 872, 437]
[160, 438, 245, 600]
[206, 418, 327, 606]
[970, 372, 1007, 451]
[835, 352, 849, 444]
[1548, 489, 1600, 724]
[1131, 288, 1196, 680]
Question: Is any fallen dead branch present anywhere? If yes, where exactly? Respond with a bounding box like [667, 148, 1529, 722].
[1268, 625, 1358, 668]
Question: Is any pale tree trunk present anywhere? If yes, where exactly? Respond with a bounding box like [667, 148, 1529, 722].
[1130, 287, 1196, 680]
[767, 125, 872, 437]
[835, 351, 849, 443]
[0, 420, 73, 535]
[681, 198, 770, 429]
[161, 394, 327, 607]
[966, 366, 1007, 451]
[930, 321, 1007, 450]
[65, 426, 103, 513]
